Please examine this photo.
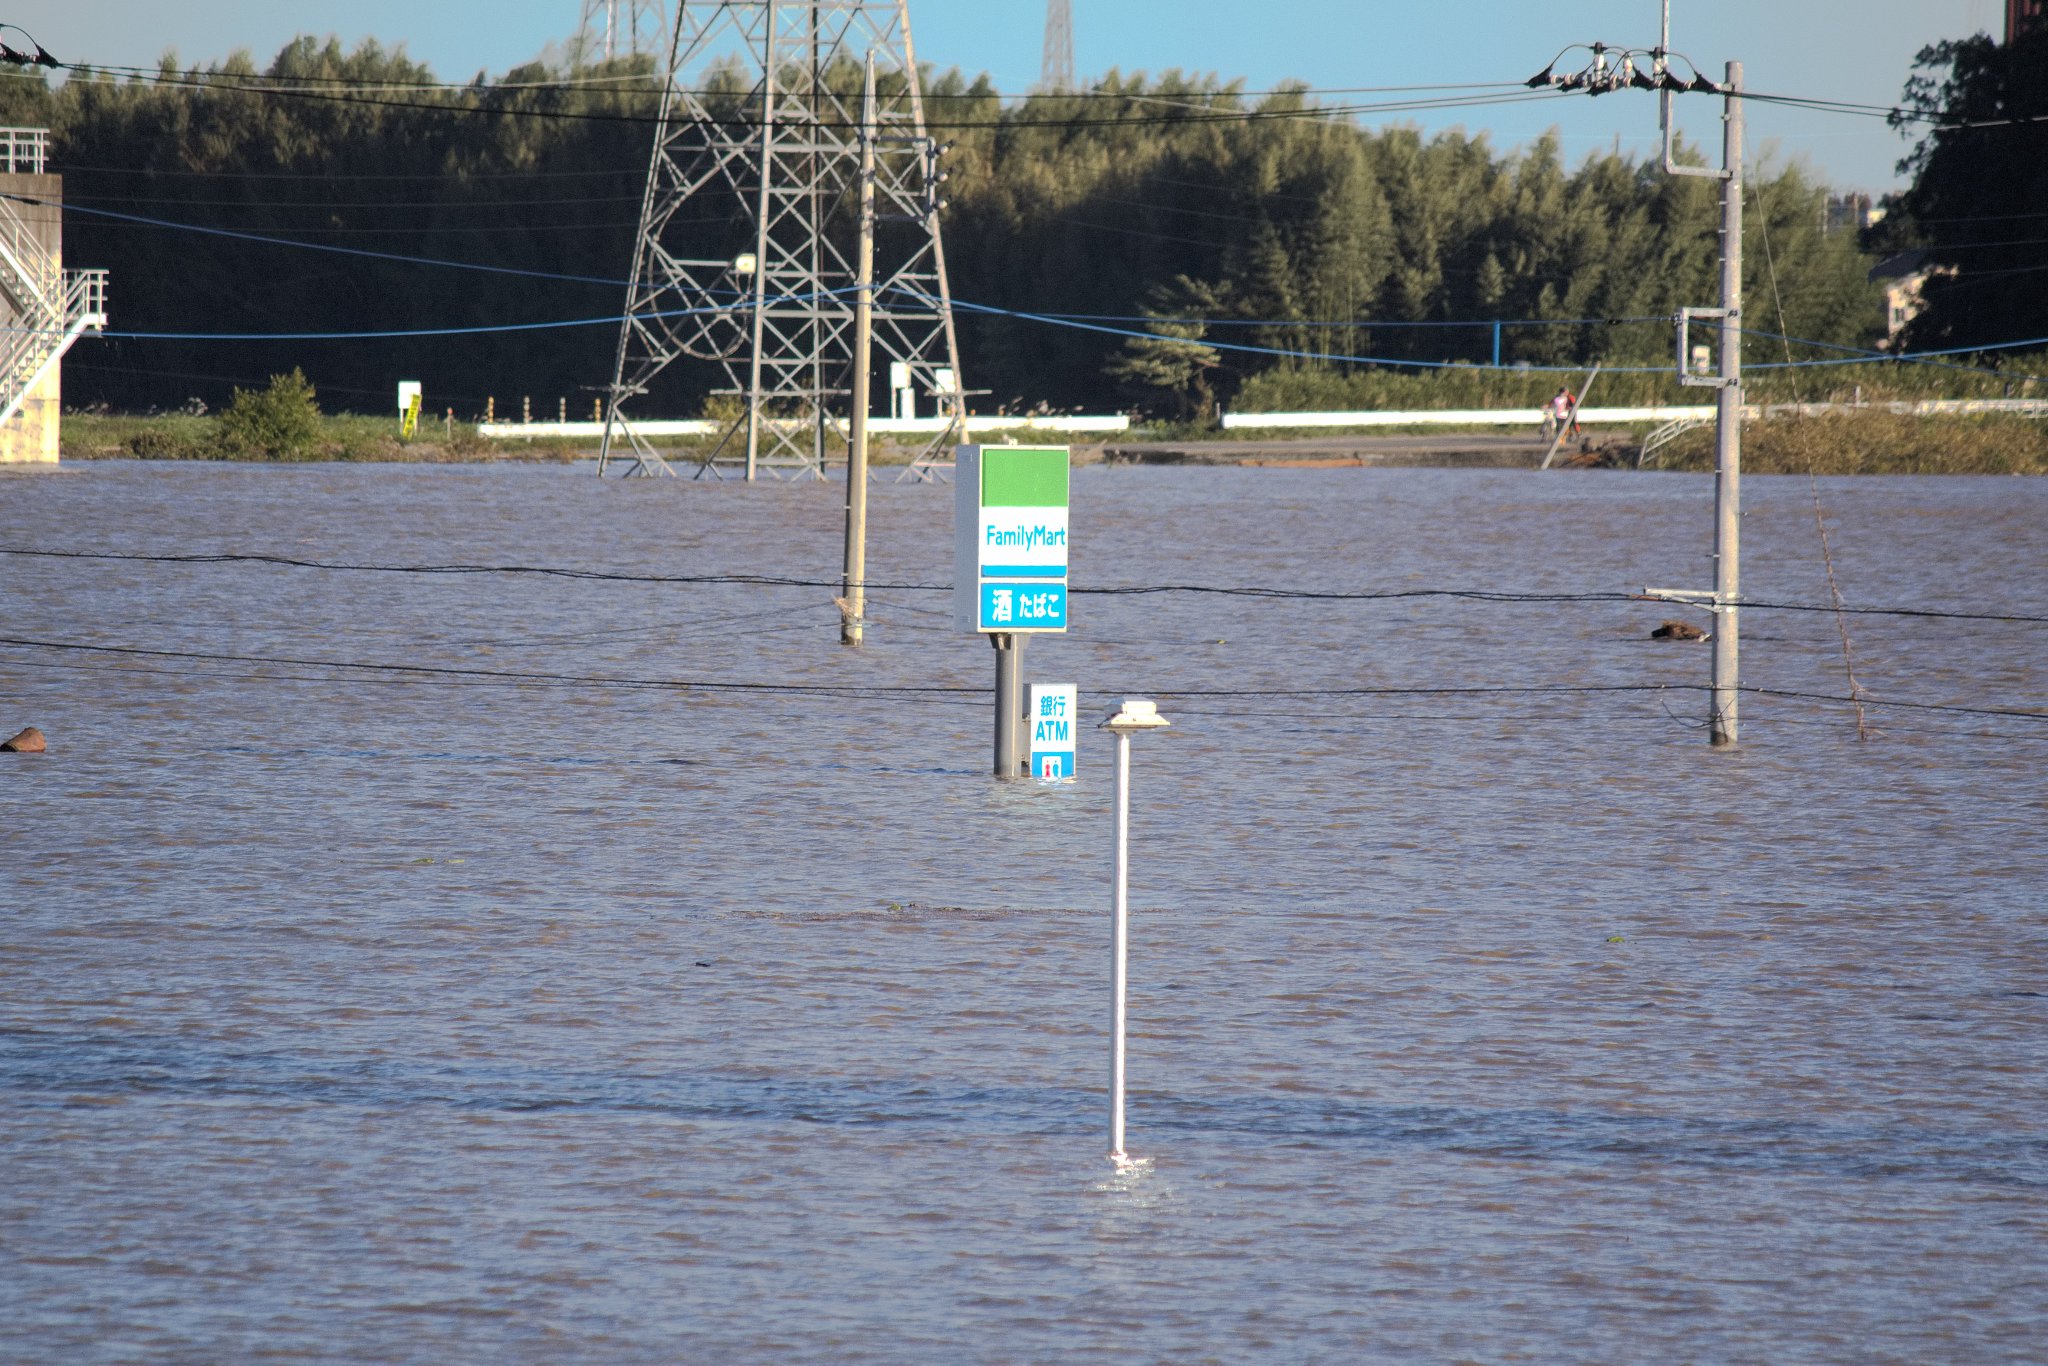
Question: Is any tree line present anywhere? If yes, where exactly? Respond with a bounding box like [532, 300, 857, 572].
[0, 37, 1939, 419]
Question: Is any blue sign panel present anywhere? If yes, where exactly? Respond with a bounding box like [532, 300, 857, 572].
[1033, 752, 1075, 780]
[980, 581, 1067, 632]
[1028, 683, 1078, 781]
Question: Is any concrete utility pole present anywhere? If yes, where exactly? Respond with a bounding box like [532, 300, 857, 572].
[1709, 61, 1744, 746]
[1536, 3, 1743, 745]
[841, 55, 877, 647]
[1651, 4, 1745, 745]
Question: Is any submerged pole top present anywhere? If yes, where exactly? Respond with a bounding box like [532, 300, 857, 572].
[1101, 698, 1170, 734]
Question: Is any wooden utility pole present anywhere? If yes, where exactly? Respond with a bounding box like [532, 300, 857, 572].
[840, 54, 877, 646]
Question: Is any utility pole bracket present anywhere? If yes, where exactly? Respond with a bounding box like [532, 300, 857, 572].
[1676, 307, 1737, 388]
[1642, 587, 1736, 614]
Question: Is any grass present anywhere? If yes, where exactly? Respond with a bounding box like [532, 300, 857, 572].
[1230, 354, 2048, 416]
[61, 412, 584, 463]
[59, 412, 1126, 466]
[59, 402, 2048, 476]
[1656, 410, 2048, 476]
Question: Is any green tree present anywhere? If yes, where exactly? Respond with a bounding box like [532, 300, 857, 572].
[1883, 29, 2048, 353]
[1105, 276, 1227, 420]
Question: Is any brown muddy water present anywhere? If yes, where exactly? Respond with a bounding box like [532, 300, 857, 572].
[2, 460, 2045, 1362]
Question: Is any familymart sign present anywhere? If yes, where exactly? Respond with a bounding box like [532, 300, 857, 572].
[953, 445, 1069, 633]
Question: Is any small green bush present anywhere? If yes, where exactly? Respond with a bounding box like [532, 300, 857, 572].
[218, 368, 323, 459]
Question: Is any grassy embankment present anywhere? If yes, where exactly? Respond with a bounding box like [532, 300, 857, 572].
[1224, 359, 2048, 474]
[58, 412, 1081, 465]
[65, 355, 2048, 474]
[59, 412, 572, 463]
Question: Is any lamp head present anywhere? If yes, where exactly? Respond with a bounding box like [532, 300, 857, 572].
[1101, 698, 1171, 734]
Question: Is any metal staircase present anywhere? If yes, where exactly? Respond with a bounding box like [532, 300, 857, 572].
[0, 128, 106, 431]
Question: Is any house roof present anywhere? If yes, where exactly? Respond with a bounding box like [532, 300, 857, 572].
[1869, 248, 1934, 283]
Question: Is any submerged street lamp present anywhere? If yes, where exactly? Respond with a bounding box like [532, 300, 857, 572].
[1101, 698, 1170, 1169]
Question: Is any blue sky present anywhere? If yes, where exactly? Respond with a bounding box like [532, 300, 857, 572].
[7, 0, 2007, 190]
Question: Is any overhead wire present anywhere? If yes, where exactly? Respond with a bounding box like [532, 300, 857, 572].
[6, 548, 2046, 625]
[22, 59, 1573, 132]
[3, 634, 2040, 730]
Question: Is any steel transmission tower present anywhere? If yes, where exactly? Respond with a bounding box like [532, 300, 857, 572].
[1042, 0, 1073, 91]
[599, 1, 967, 480]
[576, 1, 670, 63]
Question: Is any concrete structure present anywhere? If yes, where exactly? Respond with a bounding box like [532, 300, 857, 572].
[0, 128, 107, 465]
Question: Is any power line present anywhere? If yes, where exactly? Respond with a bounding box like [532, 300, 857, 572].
[40, 60, 1524, 103]
[28, 61, 1570, 132]
[6, 548, 2046, 625]
[21, 47, 2048, 139]
[0, 634, 981, 697]
[8, 192, 631, 287]
[26, 192, 2048, 378]
[4, 633, 2040, 728]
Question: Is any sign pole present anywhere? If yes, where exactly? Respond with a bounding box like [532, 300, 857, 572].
[992, 632, 1025, 776]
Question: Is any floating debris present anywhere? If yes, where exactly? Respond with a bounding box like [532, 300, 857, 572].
[2, 726, 45, 753]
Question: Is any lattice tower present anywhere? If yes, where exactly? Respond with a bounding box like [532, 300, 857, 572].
[599, 1, 966, 479]
[575, 1, 671, 64]
[1042, 0, 1073, 92]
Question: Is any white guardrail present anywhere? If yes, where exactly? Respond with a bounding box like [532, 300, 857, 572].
[1222, 399, 2048, 429]
[479, 414, 1131, 440]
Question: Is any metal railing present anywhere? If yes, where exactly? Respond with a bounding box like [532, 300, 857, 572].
[0, 191, 61, 319]
[0, 267, 108, 429]
[67, 268, 107, 328]
[1637, 413, 1714, 468]
[0, 128, 49, 175]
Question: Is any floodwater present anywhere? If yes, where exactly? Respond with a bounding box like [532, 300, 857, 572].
[2, 460, 2044, 1362]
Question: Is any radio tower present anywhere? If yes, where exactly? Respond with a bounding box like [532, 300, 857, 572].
[1042, 0, 1073, 91]
[576, 1, 669, 63]
[599, 1, 967, 480]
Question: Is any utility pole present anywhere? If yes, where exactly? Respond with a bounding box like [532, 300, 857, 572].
[1709, 61, 1744, 746]
[841, 55, 877, 647]
[1534, 4, 1743, 746]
